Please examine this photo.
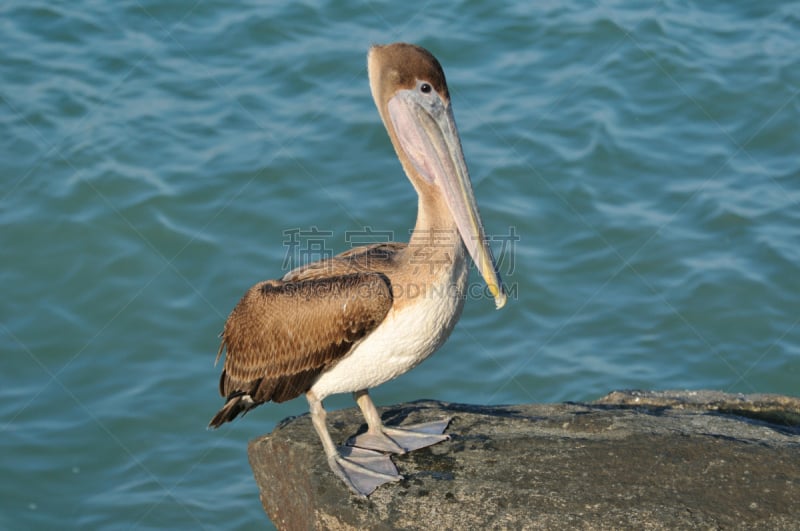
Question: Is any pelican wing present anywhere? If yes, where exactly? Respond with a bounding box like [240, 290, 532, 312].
[209, 272, 392, 427]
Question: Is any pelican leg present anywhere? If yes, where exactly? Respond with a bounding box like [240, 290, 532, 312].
[306, 391, 400, 497]
[347, 390, 451, 454]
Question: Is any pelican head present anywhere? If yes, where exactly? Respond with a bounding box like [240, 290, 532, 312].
[367, 43, 507, 309]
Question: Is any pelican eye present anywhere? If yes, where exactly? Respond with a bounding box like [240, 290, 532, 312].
[420, 82, 432, 94]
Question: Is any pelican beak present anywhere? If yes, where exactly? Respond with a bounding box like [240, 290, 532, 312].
[387, 88, 507, 309]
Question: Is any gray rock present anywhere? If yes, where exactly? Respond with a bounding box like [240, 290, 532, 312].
[248, 390, 800, 530]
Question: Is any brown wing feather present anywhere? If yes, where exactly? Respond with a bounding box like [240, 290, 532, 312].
[282, 242, 406, 282]
[209, 271, 392, 428]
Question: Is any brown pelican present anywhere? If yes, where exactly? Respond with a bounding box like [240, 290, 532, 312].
[210, 42, 507, 496]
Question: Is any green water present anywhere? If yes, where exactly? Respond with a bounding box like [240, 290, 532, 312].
[2, 0, 798, 528]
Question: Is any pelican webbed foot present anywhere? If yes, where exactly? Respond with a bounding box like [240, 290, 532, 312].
[347, 417, 452, 454]
[329, 446, 401, 497]
[308, 391, 404, 496]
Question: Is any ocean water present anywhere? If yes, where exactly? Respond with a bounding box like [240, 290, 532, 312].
[2, 0, 798, 528]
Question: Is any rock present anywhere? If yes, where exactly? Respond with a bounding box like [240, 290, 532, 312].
[248, 390, 800, 530]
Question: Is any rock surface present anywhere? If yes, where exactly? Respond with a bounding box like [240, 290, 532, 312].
[248, 390, 800, 530]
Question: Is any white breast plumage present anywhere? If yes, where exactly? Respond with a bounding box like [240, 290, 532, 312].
[311, 256, 469, 400]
